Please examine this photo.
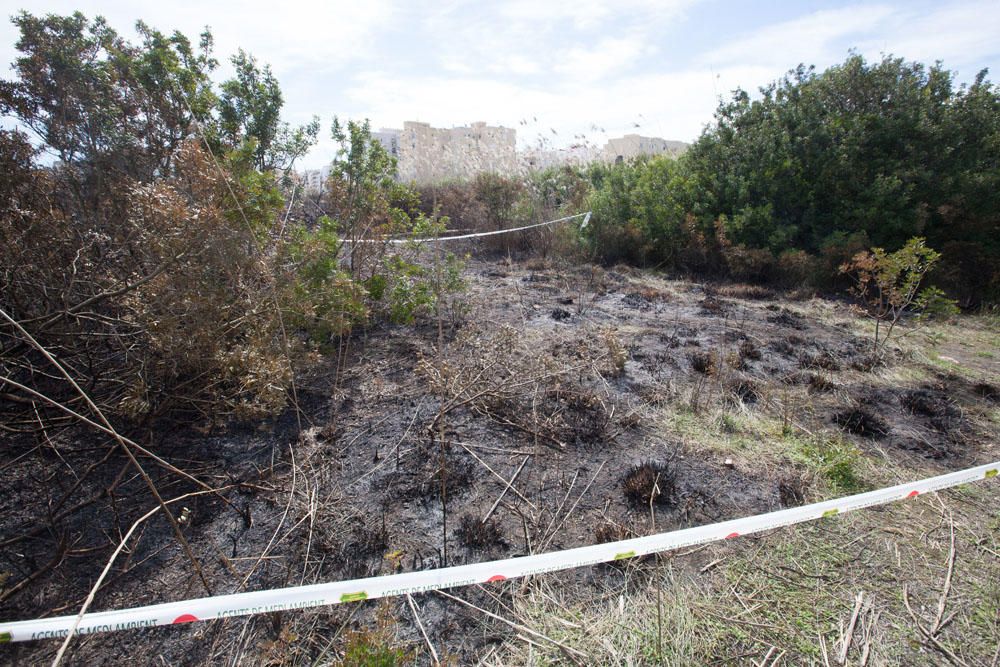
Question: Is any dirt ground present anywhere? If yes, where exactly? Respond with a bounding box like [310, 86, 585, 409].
[2, 255, 998, 665]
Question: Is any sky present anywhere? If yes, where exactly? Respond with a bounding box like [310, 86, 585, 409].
[1, 0, 998, 168]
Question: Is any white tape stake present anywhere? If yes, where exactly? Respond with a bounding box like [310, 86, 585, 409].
[2, 461, 997, 643]
[348, 211, 592, 244]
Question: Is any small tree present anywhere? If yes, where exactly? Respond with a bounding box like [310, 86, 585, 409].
[841, 237, 958, 362]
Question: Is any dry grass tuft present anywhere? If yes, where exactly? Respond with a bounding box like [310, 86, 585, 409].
[717, 283, 776, 300]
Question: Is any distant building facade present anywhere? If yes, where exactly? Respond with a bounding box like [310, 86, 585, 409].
[522, 144, 600, 170]
[302, 123, 688, 186]
[300, 165, 331, 194]
[372, 129, 400, 160]
[602, 135, 688, 163]
[374, 121, 517, 184]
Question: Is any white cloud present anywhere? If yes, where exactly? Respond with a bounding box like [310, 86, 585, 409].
[702, 4, 896, 71]
[0, 0, 395, 76]
[497, 0, 696, 31]
[554, 37, 651, 82]
[421, 0, 699, 83]
[855, 0, 1000, 69]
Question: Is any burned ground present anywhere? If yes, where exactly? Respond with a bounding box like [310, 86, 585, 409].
[2, 257, 998, 665]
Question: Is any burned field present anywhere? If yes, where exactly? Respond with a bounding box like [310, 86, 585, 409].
[2, 259, 999, 664]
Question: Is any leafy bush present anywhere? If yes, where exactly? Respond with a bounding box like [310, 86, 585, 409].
[280, 215, 367, 348]
[841, 237, 958, 360]
[573, 55, 1000, 305]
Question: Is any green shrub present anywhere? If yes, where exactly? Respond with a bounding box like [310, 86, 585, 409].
[841, 237, 958, 359]
[340, 631, 410, 667]
[280, 214, 368, 348]
[794, 436, 864, 493]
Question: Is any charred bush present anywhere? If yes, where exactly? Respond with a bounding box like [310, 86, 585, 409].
[833, 408, 889, 438]
[594, 523, 633, 544]
[699, 296, 731, 315]
[898, 437, 955, 460]
[851, 355, 880, 372]
[770, 339, 795, 356]
[900, 388, 960, 418]
[766, 309, 807, 330]
[387, 454, 476, 503]
[973, 382, 998, 403]
[623, 291, 654, 310]
[689, 351, 716, 375]
[717, 284, 775, 300]
[739, 339, 762, 361]
[799, 350, 841, 371]
[807, 373, 836, 393]
[335, 517, 390, 576]
[456, 515, 505, 551]
[781, 371, 808, 385]
[429, 456, 475, 497]
[622, 461, 677, 507]
[552, 388, 611, 444]
[777, 477, 807, 507]
[729, 379, 760, 404]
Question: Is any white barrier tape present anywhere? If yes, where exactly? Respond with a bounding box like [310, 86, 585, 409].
[2, 461, 996, 643]
[348, 211, 591, 244]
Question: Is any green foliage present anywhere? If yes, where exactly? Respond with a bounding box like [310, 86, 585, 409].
[1, 11, 217, 184]
[585, 160, 648, 265]
[327, 118, 416, 279]
[330, 117, 407, 226]
[281, 215, 367, 346]
[842, 237, 957, 358]
[320, 119, 469, 326]
[221, 139, 286, 236]
[373, 246, 467, 326]
[385, 257, 433, 324]
[339, 631, 409, 666]
[218, 49, 319, 170]
[915, 286, 961, 321]
[577, 54, 999, 304]
[793, 436, 864, 493]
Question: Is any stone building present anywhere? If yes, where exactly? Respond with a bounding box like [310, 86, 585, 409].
[602, 134, 688, 163]
[522, 144, 600, 170]
[305, 124, 688, 187]
[375, 121, 517, 184]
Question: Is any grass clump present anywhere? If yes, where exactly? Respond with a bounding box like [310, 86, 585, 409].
[793, 435, 865, 493]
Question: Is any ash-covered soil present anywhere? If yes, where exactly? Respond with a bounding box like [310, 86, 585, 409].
[3, 258, 998, 665]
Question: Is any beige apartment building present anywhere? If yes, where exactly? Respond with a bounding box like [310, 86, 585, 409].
[301, 124, 687, 192]
[375, 121, 517, 184]
[602, 135, 688, 163]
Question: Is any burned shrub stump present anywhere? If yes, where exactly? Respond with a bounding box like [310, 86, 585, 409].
[622, 461, 677, 507]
